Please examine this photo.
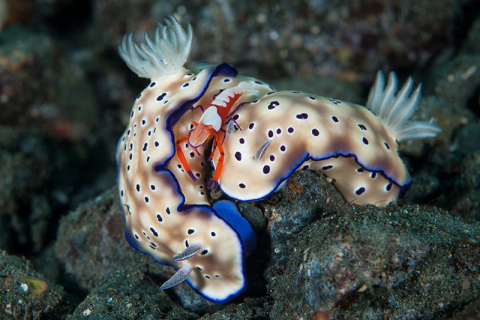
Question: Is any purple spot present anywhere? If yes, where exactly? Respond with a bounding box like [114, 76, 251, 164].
[155, 141, 160, 147]
[386, 183, 392, 191]
[249, 123, 255, 130]
[332, 116, 339, 122]
[157, 214, 163, 222]
[263, 165, 270, 174]
[188, 229, 195, 234]
[239, 183, 246, 188]
[150, 227, 158, 237]
[268, 101, 280, 110]
[277, 128, 282, 134]
[136, 184, 140, 192]
[157, 93, 166, 101]
[308, 96, 316, 100]
[235, 152, 242, 161]
[363, 137, 369, 145]
[183, 83, 190, 87]
[233, 114, 239, 120]
[312, 129, 319, 136]
[190, 152, 195, 158]
[384, 142, 390, 150]
[358, 124, 367, 130]
[143, 143, 148, 151]
[166, 207, 171, 214]
[302, 165, 309, 170]
[355, 187, 366, 195]
[288, 127, 294, 133]
[371, 172, 377, 178]
[322, 165, 333, 170]
[150, 185, 156, 190]
[270, 155, 275, 161]
[239, 138, 245, 144]
[211, 232, 216, 237]
[150, 82, 156, 87]
[296, 113, 308, 120]
[357, 168, 364, 173]
[144, 196, 149, 203]
[120, 190, 124, 197]
[280, 145, 286, 152]
[268, 130, 274, 138]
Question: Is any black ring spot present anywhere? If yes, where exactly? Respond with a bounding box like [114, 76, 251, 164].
[358, 124, 367, 130]
[355, 187, 366, 195]
[268, 101, 280, 110]
[150, 228, 158, 237]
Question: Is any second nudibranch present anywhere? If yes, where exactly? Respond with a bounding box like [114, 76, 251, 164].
[212, 71, 442, 206]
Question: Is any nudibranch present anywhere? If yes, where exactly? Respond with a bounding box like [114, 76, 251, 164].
[213, 72, 442, 206]
[116, 17, 257, 302]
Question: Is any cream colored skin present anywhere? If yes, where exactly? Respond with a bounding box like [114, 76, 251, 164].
[213, 92, 405, 205]
[116, 66, 250, 301]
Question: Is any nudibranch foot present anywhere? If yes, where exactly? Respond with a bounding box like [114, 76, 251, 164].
[160, 263, 194, 291]
[118, 15, 192, 79]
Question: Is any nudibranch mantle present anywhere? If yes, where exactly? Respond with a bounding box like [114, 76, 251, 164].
[213, 72, 441, 206]
[116, 17, 257, 302]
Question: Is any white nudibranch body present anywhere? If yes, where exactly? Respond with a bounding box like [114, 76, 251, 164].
[116, 15, 441, 302]
[116, 16, 257, 303]
[213, 72, 441, 206]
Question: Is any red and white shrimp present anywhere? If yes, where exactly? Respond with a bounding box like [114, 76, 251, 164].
[176, 81, 259, 188]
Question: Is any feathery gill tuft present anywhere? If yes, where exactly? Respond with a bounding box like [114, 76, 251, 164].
[119, 16, 193, 79]
[366, 71, 442, 141]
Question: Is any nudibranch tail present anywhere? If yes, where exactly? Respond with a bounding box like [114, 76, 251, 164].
[118, 15, 193, 78]
[367, 71, 442, 141]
